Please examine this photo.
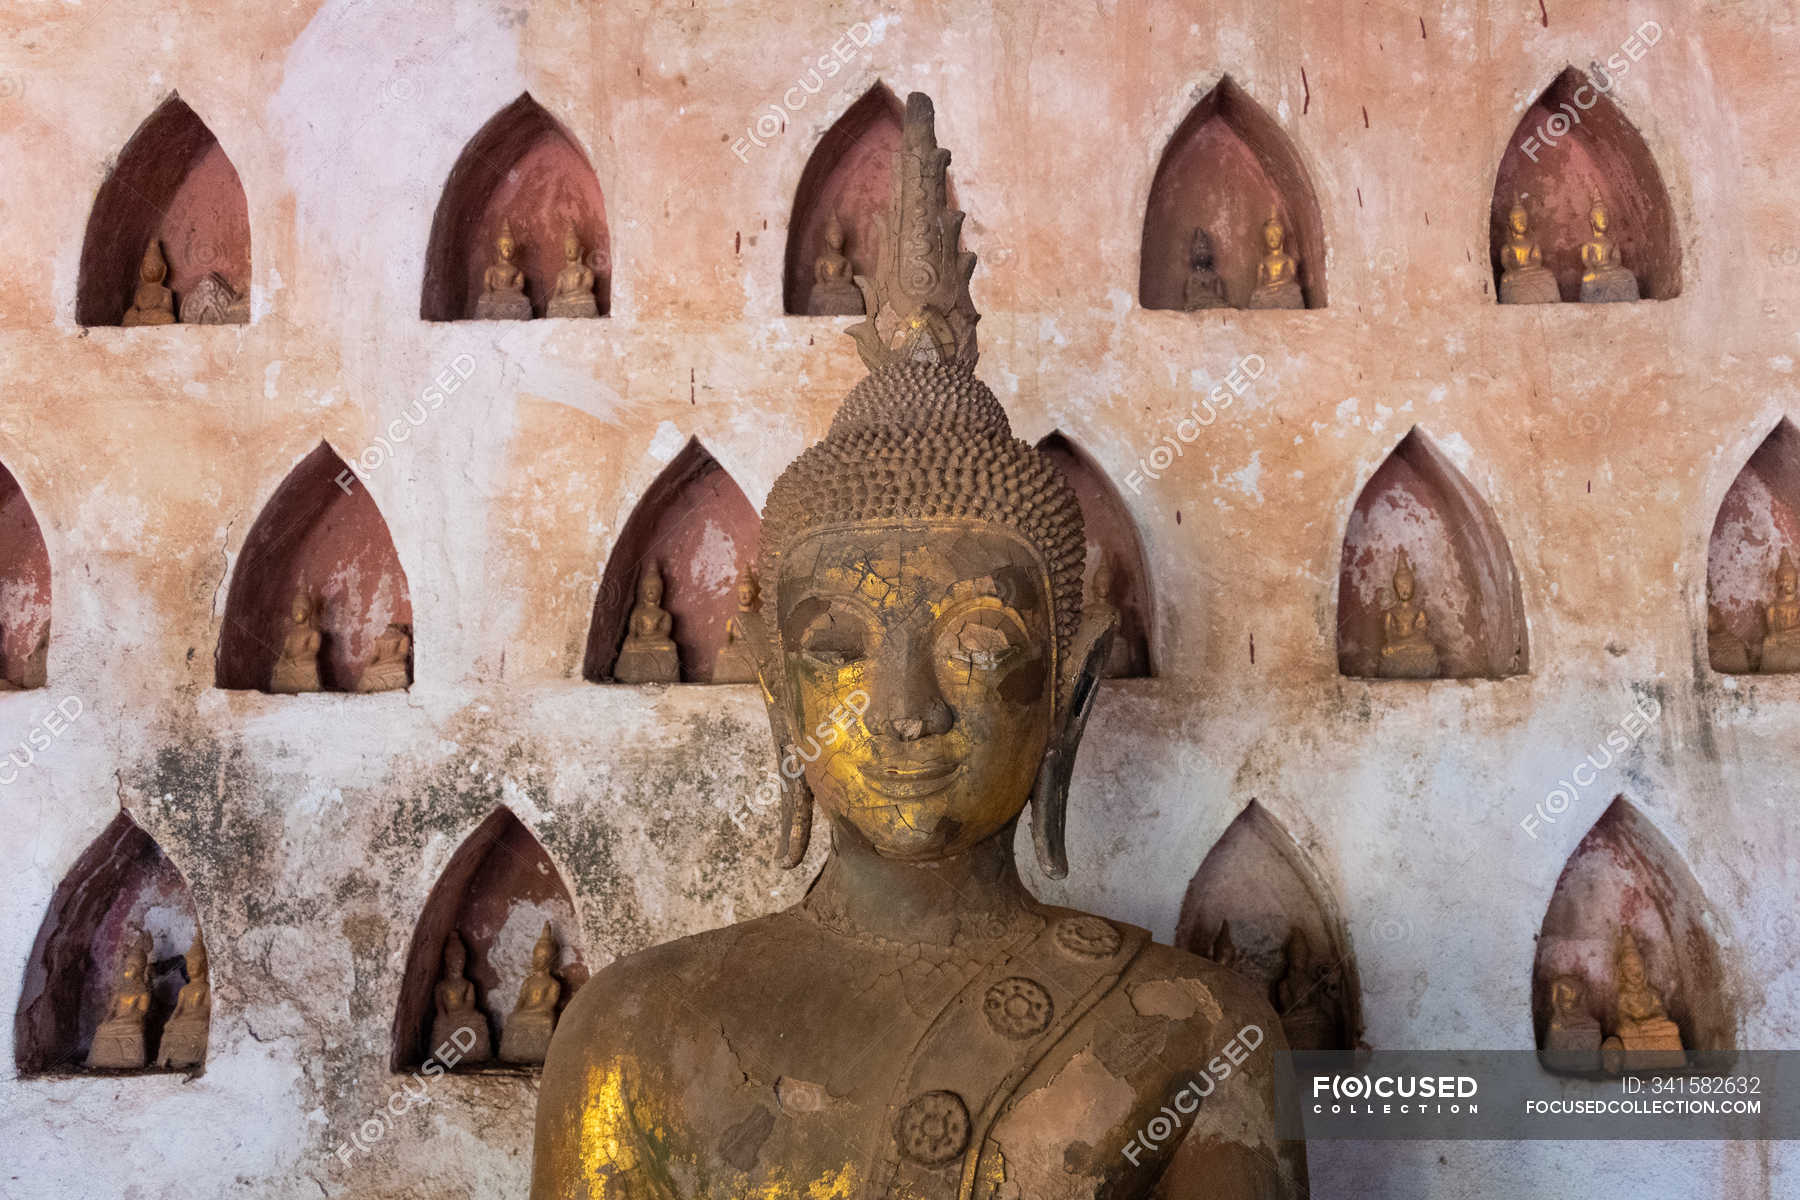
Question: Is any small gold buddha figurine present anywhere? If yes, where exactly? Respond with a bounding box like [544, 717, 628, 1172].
[432, 931, 493, 1067]
[1498, 199, 1561, 305]
[1604, 928, 1684, 1071]
[612, 562, 681, 683]
[356, 622, 412, 692]
[500, 923, 563, 1065]
[122, 240, 177, 327]
[155, 936, 211, 1069]
[86, 931, 152, 1069]
[1709, 602, 1753, 674]
[1761, 549, 1800, 673]
[269, 593, 324, 694]
[1378, 550, 1441, 679]
[1247, 211, 1305, 310]
[544, 223, 600, 319]
[1577, 197, 1641, 303]
[1540, 973, 1602, 1073]
[184, 271, 248, 325]
[709, 570, 761, 683]
[1181, 226, 1229, 311]
[1273, 927, 1341, 1051]
[807, 213, 865, 316]
[474, 219, 533, 320]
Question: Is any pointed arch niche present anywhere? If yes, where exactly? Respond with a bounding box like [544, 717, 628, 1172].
[782, 83, 906, 315]
[1337, 428, 1527, 680]
[583, 439, 760, 683]
[1175, 802, 1361, 1051]
[14, 813, 208, 1076]
[421, 93, 611, 321]
[216, 443, 413, 693]
[0, 460, 52, 688]
[1532, 798, 1734, 1070]
[1036, 433, 1153, 677]
[1707, 420, 1800, 674]
[1490, 67, 1680, 302]
[391, 808, 588, 1072]
[1139, 76, 1326, 311]
[77, 94, 251, 327]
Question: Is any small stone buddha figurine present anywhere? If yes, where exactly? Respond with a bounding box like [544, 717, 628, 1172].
[1498, 200, 1562, 305]
[122, 240, 177, 327]
[1761, 550, 1800, 673]
[612, 562, 681, 683]
[1181, 226, 1229, 311]
[356, 622, 412, 692]
[1709, 602, 1753, 674]
[1248, 211, 1305, 309]
[545, 223, 600, 319]
[86, 931, 151, 1070]
[269, 593, 324, 694]
[807, 213, 865, 316]
[710, 570, 761, 683]
[1578, 197, 1641, 303]
[1605, 928, 1684, 1070]
[1378, 550, 1441, 679]
[184, 272, 248, 325]
[1274, 927, 1341, 1052]
[474, 219, 533, 320]
[1089, 562, 1135, 679]
[1209, 919, 1244, 974]
[1541, 973, 1602, 1073]
[533, 93, 1304, 1199]
[501, 923, 563, 1065]
[432, 931, 492, 1067]
[156, 936, 211, 1069]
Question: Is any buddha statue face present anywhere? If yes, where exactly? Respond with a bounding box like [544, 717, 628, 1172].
[291, 596, 312, 626]
[123, 943, 147, 983]
[735, 574, 758, 610]
[825, 214, 846, 253]
[1590, 204, 1610, 235]
[562, 227, 581, 263]
[532, 932, 555, 971]
[1263, 218, 1285, 252]
[140, 242, 166, 283]
[444, 935, 467, 979]
[498, 229, 517, 262]
[1551, 975, 1582, 1014]
[1393, 562, 1416, 603]
[1779, 561, 1797, 600]
[1509, 204, 1530, 237]
[1618, 943, 1647, 990]
[187, 941, 207, 980]
[639, 570, 664, 607]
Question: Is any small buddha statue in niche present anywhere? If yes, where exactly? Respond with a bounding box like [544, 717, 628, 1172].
[356, 622, 412, 693]
[1181, 227, 1229, 311]
[1498, 200, 1562, 305]
[710, 570, 761, 683]
[269, 593, 324, 694]
[474, 220, 533, 320]
[1708, 602, 1753, 674]
[86, 931, 151, 1070]
[1208, 919, 1244, 974]
[184, 272, 249, 325]
[1089, 562, 1134, 679]
[1761, 550, 1800, 673]
[1541, 973, 1602, 1073]
[1605, 928, 1684, 1071]
[1378, 550, 1441, 679]
[432, 931, 492, 1066]
[1248, 212, 1305, 309]
[807, 213, 865, 316]
[1273, 927, 1341, 1052]
[613, 562, 680, 683]
[156, 936, 210, 1069]
[122, 240, 177, 327]
[1578, 198, 1641, 303]
[545, 224, 600, 319]
[501, 923, 563, 1065]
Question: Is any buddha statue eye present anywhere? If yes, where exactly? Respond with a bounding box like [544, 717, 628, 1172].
[797, 611, 868, 669]
[942, 607, 1026, 672]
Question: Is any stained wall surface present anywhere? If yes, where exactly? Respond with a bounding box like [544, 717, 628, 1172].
[0, 2, 1796, 1198]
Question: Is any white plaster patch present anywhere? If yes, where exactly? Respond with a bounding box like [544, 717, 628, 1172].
[690, 519, 740, 595]
[647, 421, 687, 463]
[1129, 976, 1223, 1024]
[264, 360, 283, 400]
[1225, 451, 1264, 503]
[1772, 356, 1794, 373]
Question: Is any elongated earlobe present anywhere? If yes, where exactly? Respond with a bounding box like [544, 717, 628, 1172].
[777, 749, 814, 869]
[1032, 594, 1117, 878]
[1030, 746, 1069, 878]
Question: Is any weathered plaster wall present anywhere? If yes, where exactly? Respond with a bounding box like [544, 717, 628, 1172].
[0, 1, 1796, 1196]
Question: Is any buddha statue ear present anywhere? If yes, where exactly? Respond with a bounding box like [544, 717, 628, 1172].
[740, 602, 815, 869]
[1030, 601, 1117, 879]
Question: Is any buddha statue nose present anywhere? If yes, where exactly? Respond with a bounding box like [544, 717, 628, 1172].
[870, 632, 954, 741]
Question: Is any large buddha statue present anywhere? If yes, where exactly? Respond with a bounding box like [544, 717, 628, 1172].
[1761, 549, 1800, 673]
[1577, 198, 1640, 303]
[808, 213, 865, 316]
[1497, 200, 1561, 305]
[86, 931, 151, 1070]
[155, 936, 211, 1069]
[122, 240, 177, 327]
[533, 93, 1302, 1200]
[501, 923, 563, 1066]
[1605, 929, 1684, 1071]
[475, 220, 534, 320]
[1247, 212, 1304, 309]
[612, 563, 680, 683]
[1180, 227, 1228, 311]
[546, 224, 600, 319]
[1377, 550, 1440, 679]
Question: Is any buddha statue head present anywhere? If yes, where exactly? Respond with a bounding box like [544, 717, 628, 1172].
[637, 562, 665, 608]
[1589, 198, 1611, 237]
[733, 569, 758, 611]
[1189, 227, 1216, 270]
[1549, 973, 1587, 1019]
[824, 212, 847, 254]
[1392, 550, 1418, 603]
[531, 922, 556, 972]
[1615, 928, 1650, 991]
[443, 931, 469, 980]
[290, 593, 316, 627]
[1262, 213, 1286, 253]
[496, 220, 519, 264]
[1508, 200, 1531, 238]
[748, 93, 1115, 876]
[1777, 549, 1798, 600]
[186, 937, 207, 982]
[123, 931, 149, 986]
[139, 240, 168, 284]
[561, 223, 582, 265]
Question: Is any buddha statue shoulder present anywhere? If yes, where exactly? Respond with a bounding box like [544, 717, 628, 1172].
[613, 562, 681, 683]
[1180, 227, 1229, 311]
[807, 213, 866, 316]
[1578, 199, 1640, 303]
[533, 93, 1302, 1200]
[1377, 550, 1440, 679]
[1247, 213, 1304, 310]
[1761, 549, 1800, 673]
[546, 223, 600, 319]
[1497, 200, 1561, 305]
[156, 936, 211, 1068]
[269, 592, 324, 694]
[87, 930, 152, 1070]
[122, 240, 177, 327]
[710, 570, 761, 683]
[475, 220, 534, 320]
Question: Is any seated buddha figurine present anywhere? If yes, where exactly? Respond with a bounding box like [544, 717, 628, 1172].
[807, 213, 865, 316]
[156, 936, 211, 1069]
[1273, 927, 1341, 1052]
[545, 224, 600, 319]
[532, 93, 1304, 1200]
[269, 593, 324, 694]
[1180, 227, 1229, 311]
[475, 220, 534, 320]
[122, 240, 177, 327]
[1578, 199, 1640, 303]
[612, 563, 681, 683]
[1606, 928, 1684, 1071]
[1497, 200, 1561, 305]
[432, 931, 492, 1067]
[501, 923, 563, 1065]
[1540, 973, 1602, 1074]
[710, 570, 761, 683]
[1761, 550, 1800, 673]
[1247, 213, 1304, 309]
[357, 622, 412, 692]
[86, 931, 151, 1069]
[1208, 920, 1244, 974]
[1708, 602, 1753, 674]
[184, 272, 249, 325]
[1378, 550, 1441, 679]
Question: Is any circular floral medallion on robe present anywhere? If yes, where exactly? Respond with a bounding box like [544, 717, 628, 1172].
[896, 1090, 971, 1166]
[984, 977, 1054, 1039]
[1054, 915, 1122, 960]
